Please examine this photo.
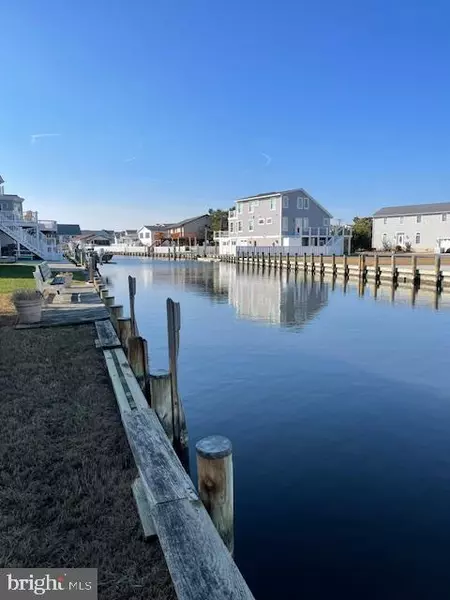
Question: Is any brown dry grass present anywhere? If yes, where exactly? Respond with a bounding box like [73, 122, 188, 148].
[0, 324, 175, 600]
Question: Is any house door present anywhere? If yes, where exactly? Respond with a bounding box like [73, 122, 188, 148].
[295, 218, 303, 234]
[396, 232, 405, 246]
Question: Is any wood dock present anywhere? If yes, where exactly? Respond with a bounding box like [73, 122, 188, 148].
[16, 284, 109, 329]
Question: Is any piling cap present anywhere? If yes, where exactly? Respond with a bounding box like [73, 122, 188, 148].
[196, 435, 232, 459]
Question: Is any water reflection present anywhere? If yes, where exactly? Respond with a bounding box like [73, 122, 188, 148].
[102, 258, 450, 600]
[223, 266, 329, 329]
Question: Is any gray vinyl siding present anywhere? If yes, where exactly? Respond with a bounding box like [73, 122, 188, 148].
[235, 196, 282, 239]
[0, 198, 23, 214]
[281, 191, 331, 235]
[372, 213, 450, 251]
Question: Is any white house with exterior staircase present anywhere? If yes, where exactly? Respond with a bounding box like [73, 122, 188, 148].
[215, 187, 352, 255]
[0, 175, 63, 261]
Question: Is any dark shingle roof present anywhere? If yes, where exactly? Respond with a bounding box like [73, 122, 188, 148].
[236, 188, 333, 218]
[170, 214, 210, 227]
[141, 224, 174, 231]
[373, 202, 450, 217]
[57, 224, 81, 235]
[237, 188, 309, 201]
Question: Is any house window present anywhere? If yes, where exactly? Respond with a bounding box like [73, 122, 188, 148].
[384, 218, 388, 225]
[145, 232, 150, 238]
[282, 196, 289, 208]
[282, 216, 288, 232]
[238, 221, 243, 232]
[237, 203, 242, 214]
[304, 197, 309, 209]
[415, 232, 421, 244]
[297, 197, 304, 209]
[323, 218, 330, 226]
[443, 214, 447, 221]
[417, 215, 422, 223]
[230, 222, 234, 233]
[400, 216, 404, 224]
[254, 200, 259, 207]
[270, 197, 276, 210]
[382, 233, 387, 243]
[266, 217, 272, 225]
[258, 218, 265, 225]
[140, 232, 144, 238]
[248, 219, 254, 232]
[248, 202, 254, 214]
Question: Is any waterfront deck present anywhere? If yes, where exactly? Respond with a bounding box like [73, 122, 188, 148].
[16, 283, 109, 329]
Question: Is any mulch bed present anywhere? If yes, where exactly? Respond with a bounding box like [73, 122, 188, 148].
[0, 324, 175, 600]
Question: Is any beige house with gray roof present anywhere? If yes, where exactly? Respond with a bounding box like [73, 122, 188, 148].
[372, 202, 450, 252]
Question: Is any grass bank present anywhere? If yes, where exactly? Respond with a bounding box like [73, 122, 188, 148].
[0, 324, 175, 600]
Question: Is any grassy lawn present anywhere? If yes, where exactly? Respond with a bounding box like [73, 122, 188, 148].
[0, 324, 175, 600]
[0, 264, 87, 325]
[0, 266, 36, 294]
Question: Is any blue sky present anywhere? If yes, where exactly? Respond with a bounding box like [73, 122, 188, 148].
[1, 0, 450, 229]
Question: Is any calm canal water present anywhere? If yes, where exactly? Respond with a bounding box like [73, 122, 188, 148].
[103, 257, 450, 600]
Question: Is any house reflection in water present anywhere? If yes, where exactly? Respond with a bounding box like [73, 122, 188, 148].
[218, 264, 329, 329]
[147, 262, 329, 328]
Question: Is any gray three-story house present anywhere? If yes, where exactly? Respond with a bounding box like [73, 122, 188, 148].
[217, 187, 350, 255]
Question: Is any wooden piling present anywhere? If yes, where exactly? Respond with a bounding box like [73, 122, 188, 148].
[319, 254, 324, 275]
[104, 295, 115, 308]
[310, 253, 315, 274]
[287, 252, 290, 270]
[128, 336, 150, 402]
[360, 253, 366, 280]
[110, 304, 123, 332]
[117, 317, 133, 351]
[343, 254, 348, 278]
[391, 253, 398, 283]
[101, 289, 109, 301]
[294, 253, 298, 271]
[128, 275, 138, 336]
[374, 253, 380, 282]
[149, 370, 173, 441]
[331, 253, 336, 276]
[196, 435, 234, 555]
[435, 254, 442, 290]
[411, 254, 418, 286]
[167, 298, 189, 469]
[303, 253, 307, 272]
[89, 254, 95, 283]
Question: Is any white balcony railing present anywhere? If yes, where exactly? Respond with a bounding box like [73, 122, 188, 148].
[39, 220, 57, 232]
[214, 231, 230, 239]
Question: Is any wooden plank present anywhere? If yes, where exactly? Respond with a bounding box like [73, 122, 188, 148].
[95, 320, 121, 349]
[103, 350, 134, 415]
[122, 408, 197, 506]
[111, 348, 149, 411]
[132, 476, 156, 539]
[152, 498, 255, 600]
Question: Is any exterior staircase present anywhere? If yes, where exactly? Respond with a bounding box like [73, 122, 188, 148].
[0, 211, 62, 260]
